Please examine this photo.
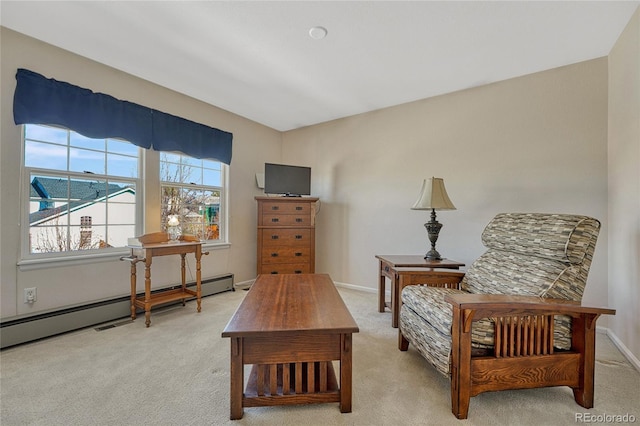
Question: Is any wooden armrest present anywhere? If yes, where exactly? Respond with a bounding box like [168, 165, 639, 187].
[445, 293, 616, 319]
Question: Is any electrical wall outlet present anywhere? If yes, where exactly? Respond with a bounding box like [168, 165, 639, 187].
[24, 287, 37, 303]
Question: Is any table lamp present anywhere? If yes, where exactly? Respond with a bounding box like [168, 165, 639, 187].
[167, 215, 181, 242]
[411, 177, 456, 260]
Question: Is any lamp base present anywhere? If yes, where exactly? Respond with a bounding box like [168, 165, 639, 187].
[424, 249, 442, 260]
[167, 225, 181, 242]
[424, 209, 443, 260]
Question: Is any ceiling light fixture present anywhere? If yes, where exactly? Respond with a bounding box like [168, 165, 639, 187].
[309, 26, 328, 40]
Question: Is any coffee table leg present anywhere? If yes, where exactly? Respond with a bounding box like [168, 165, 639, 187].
[340, 333, 353, 413]
[230, 337, 244, 420]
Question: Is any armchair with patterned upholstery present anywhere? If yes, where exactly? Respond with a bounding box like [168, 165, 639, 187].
[398, 213, 615, 419]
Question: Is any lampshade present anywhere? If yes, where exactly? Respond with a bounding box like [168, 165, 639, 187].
[167, 215, 180, 226]
[411, 177, 456, 211]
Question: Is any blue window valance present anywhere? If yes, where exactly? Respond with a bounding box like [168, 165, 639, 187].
[13, 68, 233, 164]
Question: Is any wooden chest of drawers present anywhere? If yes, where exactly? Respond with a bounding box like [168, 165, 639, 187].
[256, 196, 319, 275]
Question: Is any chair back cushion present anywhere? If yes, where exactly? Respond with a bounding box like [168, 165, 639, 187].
[481, 213, 600, 264]
[460, 213, 600, 302]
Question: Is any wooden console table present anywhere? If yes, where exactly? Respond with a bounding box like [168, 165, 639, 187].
[222, 274, 359, 420]
[120, 232, 207, 327]
[375, 255, 465, 327]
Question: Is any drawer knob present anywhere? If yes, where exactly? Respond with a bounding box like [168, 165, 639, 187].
[295, 218, 303, 223]
[295, 235, 303, 239]
[295, 206, 302, 210]
[294, 270, 302, 274]
[271, 218, 279, 222]
[270, 271, 278, 274]
[271, 206, 279, 210]
[271, 253, 278, 257]
[295, 252, 302, 257]
[271, 235, 279, 240]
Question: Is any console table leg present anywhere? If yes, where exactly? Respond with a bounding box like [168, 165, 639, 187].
[196, 247, 202, 313]
[144, 257, 152, 327]
[180, 253, 187, 306]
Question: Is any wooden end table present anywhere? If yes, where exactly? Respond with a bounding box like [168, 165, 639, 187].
[221, 274, 359, 420]
[375, 255, 465, 328]
[120, 232, 207, 327]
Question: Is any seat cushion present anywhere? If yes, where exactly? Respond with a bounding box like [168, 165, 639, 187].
[402, 285, 573, 352]
[402, 285, 464, 336]
[400, 304, 451, 376]
[400, 286, 494, 376]
[402, 285, 496, 349]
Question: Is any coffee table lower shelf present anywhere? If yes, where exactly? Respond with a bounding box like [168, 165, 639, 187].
[222, 274, 358, 420]
[244, 361, 340, 408]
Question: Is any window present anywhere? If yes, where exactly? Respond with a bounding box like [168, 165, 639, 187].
[23, 124, 141, 256]
[21, 123, 228, 264]
[160, 153, 225, 242]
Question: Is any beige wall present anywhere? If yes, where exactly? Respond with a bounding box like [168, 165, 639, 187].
[1, 28, 280, 318]
[608, 7, 640, 364]
[283, 58, 610, 310]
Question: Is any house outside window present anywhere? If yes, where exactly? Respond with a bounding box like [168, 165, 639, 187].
[23, 124, 141, 256]
[160, 153, 225, 242]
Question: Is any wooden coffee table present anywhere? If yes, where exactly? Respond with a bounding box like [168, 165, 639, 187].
[221, 274, 359, 420]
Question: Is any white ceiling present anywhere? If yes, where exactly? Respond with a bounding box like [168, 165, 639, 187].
[1, 1, 638, 131]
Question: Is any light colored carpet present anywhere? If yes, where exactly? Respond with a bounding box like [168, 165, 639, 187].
[1, 286, 638, 425]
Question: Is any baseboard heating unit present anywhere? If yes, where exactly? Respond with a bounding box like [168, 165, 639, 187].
[0, 274, 234, 349]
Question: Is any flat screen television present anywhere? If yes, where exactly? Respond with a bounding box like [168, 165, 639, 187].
[264, 163, 311, 197]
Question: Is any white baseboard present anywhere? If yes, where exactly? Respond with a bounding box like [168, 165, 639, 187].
[333, 281, 379, 294]
[234, 279, 255, 290]
[604, 327, 640, 372]
[239, 278, 385, 294]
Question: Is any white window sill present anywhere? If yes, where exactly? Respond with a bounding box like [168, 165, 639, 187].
[17, 242, 231, 271]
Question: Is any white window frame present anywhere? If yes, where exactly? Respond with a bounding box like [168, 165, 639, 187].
[18, 124, 144, 269]
[159, 152, 229, 246]
[17, 125, 231, 272]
